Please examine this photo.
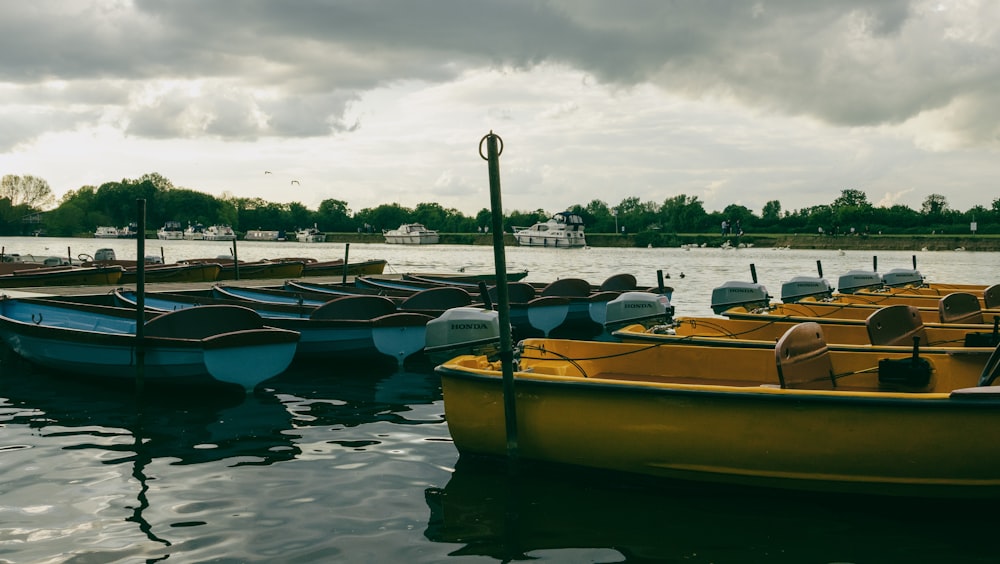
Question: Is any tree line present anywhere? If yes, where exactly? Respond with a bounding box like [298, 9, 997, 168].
[2, 173, 998, 239]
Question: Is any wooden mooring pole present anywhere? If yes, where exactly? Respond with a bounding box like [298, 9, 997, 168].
[480, 131, 518, 461]
[135, 199, 146, 394]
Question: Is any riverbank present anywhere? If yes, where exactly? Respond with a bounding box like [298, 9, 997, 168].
[311, 232, 999, 251]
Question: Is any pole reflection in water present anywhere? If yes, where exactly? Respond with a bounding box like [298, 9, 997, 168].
[0, 363, 299, 555]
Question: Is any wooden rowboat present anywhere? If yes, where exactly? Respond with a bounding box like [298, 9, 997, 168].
[0, 265, 125, 288]
[0, 297, 298, 389]
[438, 323, 1000, 498]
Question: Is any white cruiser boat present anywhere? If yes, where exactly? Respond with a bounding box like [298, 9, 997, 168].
[203, 225, 236, 241]
[245, 229, 284, 241]
[94, 226, 121, 238]
[157, 221, 184, 240]
[183, 223, 206, 240]
[514, 212, 586, 248]
[383, 223, 440, 245]
[295, 225, 326, 243]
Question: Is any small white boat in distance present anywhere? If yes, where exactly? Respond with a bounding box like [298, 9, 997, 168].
[296, 224, 326, 243]
[514, 212, 586, 248]
[245, 229, 285, 241]
[157, 221, 184, 240]
[383, 223, 439, 245]
[183, 222, 206, 240]
[203, 225, 237, 241]
[94, 226, 121, 238]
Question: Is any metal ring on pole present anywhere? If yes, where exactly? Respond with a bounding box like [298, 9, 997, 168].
[479, 132, 503, 160]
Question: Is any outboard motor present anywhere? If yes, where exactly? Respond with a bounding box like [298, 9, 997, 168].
[603, 292, 674, 332]
[837, 270, 883, 294]
[423, 307, 500, 366]
[780, 276, 834, 303]
[94, 248, 117, 261]
[710, 281, 771, 315]
[881, 268, 924, 288]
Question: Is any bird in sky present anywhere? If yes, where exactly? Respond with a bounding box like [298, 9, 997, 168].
[264, 171, 272, 174]
[291, 180, 300, 185]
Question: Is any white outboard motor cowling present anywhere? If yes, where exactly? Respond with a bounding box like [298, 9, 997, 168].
[424, 307, 500, 365]
[881, 268, 923, 288]
[604, 292, 673, 331]
[710, 281, 770, 314]
[94, 248, 117, 261]
[780, 276, 833, 303]
[837, 270, 883, 294]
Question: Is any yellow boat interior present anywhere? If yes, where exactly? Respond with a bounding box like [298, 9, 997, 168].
[449, 321, 996, 395]
[617, 302, 1000, 350]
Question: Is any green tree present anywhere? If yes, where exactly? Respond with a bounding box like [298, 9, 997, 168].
[761, 200, 782, 222]
[921, 193, 949, 216]
[1, 174, 55, 209]
[316, 199, 353, 232]
[582, 200, 614, 232]
[475, 208, 492, 231]
[413, 202, 448, 230]
[355, 203, 412, 233]
[831, 189, 874, 233]
[832, 189, 870, 208]
[721, 204, 755, 233]
[660, 194, 707, 232]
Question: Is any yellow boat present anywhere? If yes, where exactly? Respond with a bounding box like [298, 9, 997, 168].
[725, 296, 1000, 327]
[0, 265, 125, 288]
[854, 283, 999, 305]
[614, 303, 999, 353]
[179, 258, 305, 280]
[831, 289, 1000, 310]
[437, 322, 1000, 498]
[720, 273, 1000, 326]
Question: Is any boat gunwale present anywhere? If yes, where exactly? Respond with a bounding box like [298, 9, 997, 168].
[436, 362, 1000, 407]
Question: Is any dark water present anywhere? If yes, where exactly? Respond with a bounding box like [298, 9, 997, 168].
[3, 241, 1000, 562]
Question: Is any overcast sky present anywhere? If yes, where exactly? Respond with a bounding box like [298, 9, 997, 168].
[1, 1, 998, 218]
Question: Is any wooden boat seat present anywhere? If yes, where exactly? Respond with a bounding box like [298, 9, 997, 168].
[399, 287, 472, 311]
[144, 305, 263, 339]
[939, 292, 983, 325]
[540, 278, 592, 298]
[984, 284, 1000, 310]
[774, 322, 837, 389]
[488, 282, 537, 304]
[310, 295, 398, 321]
[865, 305, 927, 347]
[599, 273, 637, 292]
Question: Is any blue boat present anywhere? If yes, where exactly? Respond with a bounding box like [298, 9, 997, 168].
[114, 289, 432, 366]
[0, 297, 298, 389]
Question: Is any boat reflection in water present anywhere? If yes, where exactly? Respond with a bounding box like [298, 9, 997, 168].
[269, 363, 443, 429]
[425, 457, 996, 562]
[0, 363, 300, 552]
[0, 365, 301, 466]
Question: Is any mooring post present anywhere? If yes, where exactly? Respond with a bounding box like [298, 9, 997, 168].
[232, 239, 240, 280]
[342, 243, 351, 284]
[480, 131, 518, 461]
[135, 199, 146, 394]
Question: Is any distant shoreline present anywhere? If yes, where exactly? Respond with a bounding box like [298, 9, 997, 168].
[313, 232, 1000, 252]
[59, 231, 998, 251]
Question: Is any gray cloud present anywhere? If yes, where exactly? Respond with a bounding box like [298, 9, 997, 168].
[2, 1, 998, 145]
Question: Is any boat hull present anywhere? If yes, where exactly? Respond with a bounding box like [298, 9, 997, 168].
[514, 233, 586, 247]
[119, 263, 222, 284]
[0, 299, 298, 389]
[438, 338, 1000, 497]
[383, 223, 439, 244]
[300, 259, 388, 277]
[0, 265, 124, 288]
